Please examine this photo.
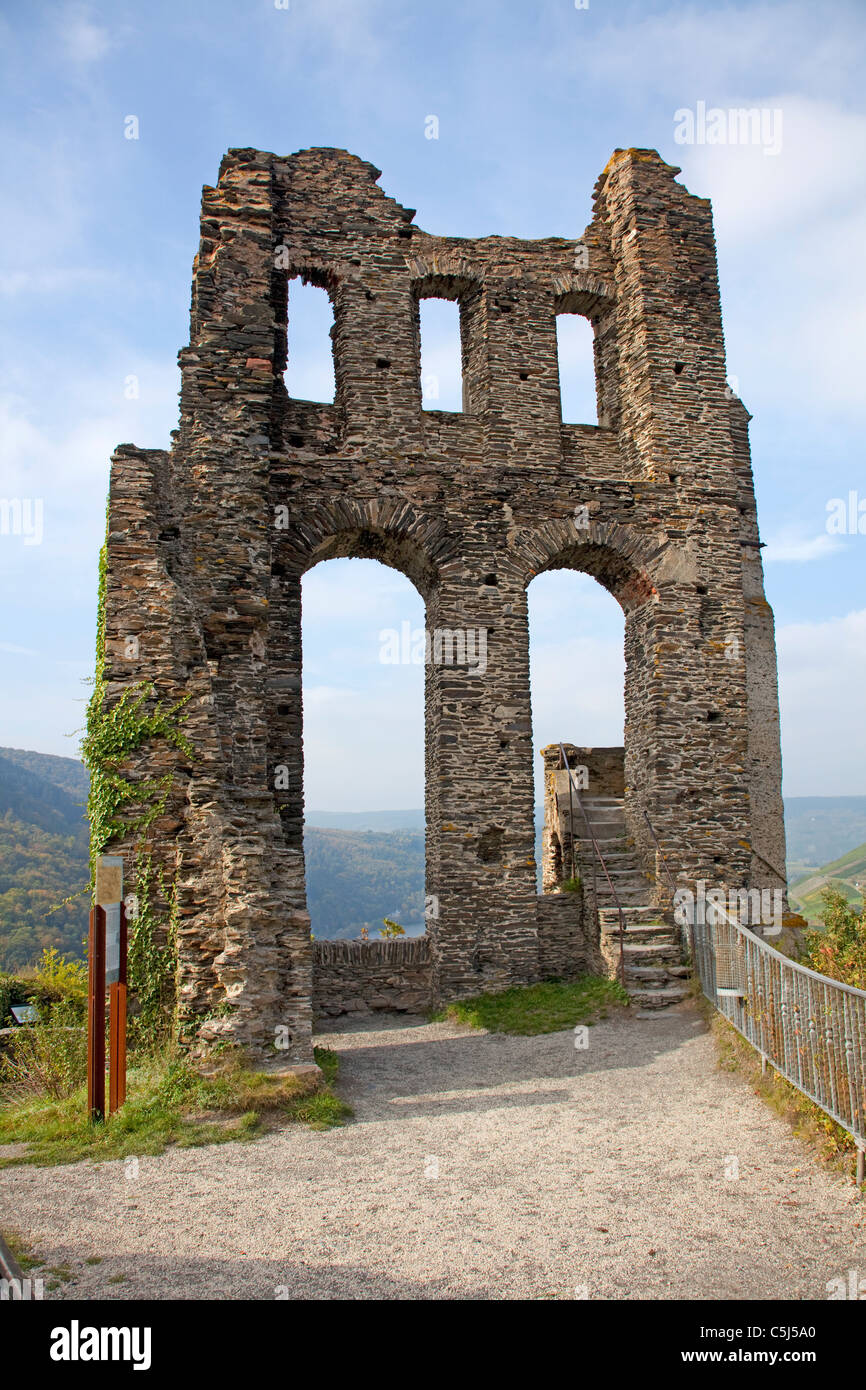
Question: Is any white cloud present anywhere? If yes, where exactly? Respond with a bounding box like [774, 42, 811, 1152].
[301, 559, 421, 621]
[60, 5, 111, 64]
[681, 98, 866, 244]
[675, 95, 866, 418]
[303, 680, 424, 809]
[530, 634, 625, 756]
[777, 608, 866, 794]
[763, 530, 846, 564]
[0, 641, 38, 656]
[0, 268, 120, 297]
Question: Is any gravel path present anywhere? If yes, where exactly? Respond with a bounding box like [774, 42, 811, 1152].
[2, 1003, 864, 1300]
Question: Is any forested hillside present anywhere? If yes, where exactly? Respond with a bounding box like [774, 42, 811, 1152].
[304, 827, 425, 937]
[0, 748, 90, 969]
[1, 746, 864, 964]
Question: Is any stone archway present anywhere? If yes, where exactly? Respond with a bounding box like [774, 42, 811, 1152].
[93, 145, 785, 1062]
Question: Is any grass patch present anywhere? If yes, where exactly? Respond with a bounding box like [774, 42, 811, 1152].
[432, 975, 629, 1036]
[2, 1228, 42, 1273]
[701, 995, 862, 1183]
[0, 1045, 351, 1168]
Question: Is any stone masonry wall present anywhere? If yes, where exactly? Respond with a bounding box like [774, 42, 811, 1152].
[95, 145, 787, 1062]
[540, 744, 625, 892]
[313, 938, 431, 1018]
[535, 892, 600, 979]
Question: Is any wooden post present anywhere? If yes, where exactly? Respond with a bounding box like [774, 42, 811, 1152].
[87, 905, 106, 1122]
[109, 903, 128, 1115]
[857, 1147, 865, 1187]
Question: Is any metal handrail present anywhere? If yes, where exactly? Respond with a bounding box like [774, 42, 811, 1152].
[642, 808, 677, 895]
[558, 744, 626, 987]
[689, 900, 866, 1157]
[639, 803, 866, 1162]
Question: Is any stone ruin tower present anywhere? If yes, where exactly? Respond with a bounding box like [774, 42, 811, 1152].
[95, 145, 786, 1062]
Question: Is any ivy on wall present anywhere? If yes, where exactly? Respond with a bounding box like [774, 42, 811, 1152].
[81, 524, 194, 1051]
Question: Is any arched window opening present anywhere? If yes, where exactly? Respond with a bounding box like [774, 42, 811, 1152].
[556, 313, 598, 425]
[285, 276, 336, 404]
[418, 297, 463, 411]
[528, 569, 625, 888]
[301, 557, 426, 941]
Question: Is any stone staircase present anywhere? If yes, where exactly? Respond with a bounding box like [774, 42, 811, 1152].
[574, 796, 690, 1012]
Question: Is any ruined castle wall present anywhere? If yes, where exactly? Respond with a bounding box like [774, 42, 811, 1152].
[728, 398, 787, 891]
[535, 892, 598, 979]
[95, 145, 786, 1062]
[312, 938, 431, 1018]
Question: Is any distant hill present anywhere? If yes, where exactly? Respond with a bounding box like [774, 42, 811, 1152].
[305, 808, 425, 831]
[788, 841, 866, 924]
[783, 797, 866, 867]
[0, 748, 90, 970]
[304, 827, 425, 938]
[1, 749, 864, 963]
[0, 747, 88, 838]
[0, 747, 89, 804]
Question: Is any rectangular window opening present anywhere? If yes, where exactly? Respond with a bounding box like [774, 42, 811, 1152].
[284, 276, 336, 404]
[556, 313, 598, 425]
[419, 297, 463, 412]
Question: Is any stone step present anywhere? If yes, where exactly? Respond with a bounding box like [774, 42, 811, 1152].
[618, 937, 680, 953]
[597, 857, 642, 867]
[625, 963, 690, 982]
[622, 942, 682, 962]
[627, 984, 691, 1009]
[599, 906, 663, 923]
[575, 845, 636, 856]
[574, 835, 631, 848]
[625, 966, 678, 982]
[597, 897, 656, 909]
[611, 922, 677, 942]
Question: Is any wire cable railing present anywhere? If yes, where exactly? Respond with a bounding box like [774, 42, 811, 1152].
[640, 808, 866, 1175]
[690, 901, 866, 1174]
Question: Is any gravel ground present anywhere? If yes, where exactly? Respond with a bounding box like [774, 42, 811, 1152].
[2, 1002, 864, 1301]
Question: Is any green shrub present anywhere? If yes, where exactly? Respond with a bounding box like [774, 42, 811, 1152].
[379, 917, 406, 938]
[0, 973, 34, 1029]
[0, 1002, 87, 1101]
[803, 890, 866, 990]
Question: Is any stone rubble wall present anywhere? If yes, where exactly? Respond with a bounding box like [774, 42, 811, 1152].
[96, 144, 787, 1063]
[535, 891, 600, 979]
[313, 938, 432, 1017]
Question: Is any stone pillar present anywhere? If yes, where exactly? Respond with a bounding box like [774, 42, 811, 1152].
[729, 397, 787, 892]
[425, 569, 539, 1003]
[173, 149, 312, 1060]
[596, 150, 753, 894]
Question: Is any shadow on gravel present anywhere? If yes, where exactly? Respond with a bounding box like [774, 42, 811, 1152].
[318, 1007, 708, 1123]
[46, 1251, 491, 1301]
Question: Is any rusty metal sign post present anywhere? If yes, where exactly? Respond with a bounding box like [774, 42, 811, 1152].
[88, 856, 128, 1122]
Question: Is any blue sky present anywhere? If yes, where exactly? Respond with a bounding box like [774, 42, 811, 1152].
[0, 0, 864, 810]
